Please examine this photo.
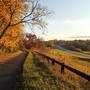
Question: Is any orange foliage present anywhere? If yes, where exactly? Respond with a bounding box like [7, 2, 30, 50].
[0, 0, 26, 52]
[0, 24, 23, 52]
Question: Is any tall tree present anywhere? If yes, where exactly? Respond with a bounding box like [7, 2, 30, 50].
[0, 24, 23, 52]
[0, 0, 51, 39]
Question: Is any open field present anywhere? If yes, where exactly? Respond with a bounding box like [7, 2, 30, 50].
[32, 48, 90, 90]
[13, 50, 90, 90]
[82, 51, 90, 55]
[51, 48, 90, 67]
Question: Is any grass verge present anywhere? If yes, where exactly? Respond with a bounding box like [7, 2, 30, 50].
[14, 52, 58, 90]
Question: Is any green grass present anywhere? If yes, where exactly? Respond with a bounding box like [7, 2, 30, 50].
[13, 51, 90, 90]
[14, 52, 59, 90]
[52, 49, 90, 58]
[0, 54, 5, 58]
[82, 51, 90, 55]
[0, 50, 22, 58]
[51, 49, 90, 67]
[9, 50, 22, 55]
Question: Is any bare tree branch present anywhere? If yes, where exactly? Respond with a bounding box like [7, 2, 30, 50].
[0, 0, 52, 39]
[9, 0, 38, 26]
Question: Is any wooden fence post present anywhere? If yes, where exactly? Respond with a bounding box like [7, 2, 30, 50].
[35, 51, 90, 81]
[61, 63, 64, 74]
[47, 59, 50, 63]
[52, 60, 55, 65]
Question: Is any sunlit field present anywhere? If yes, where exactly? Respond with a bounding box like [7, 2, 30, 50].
[33, 48, 90, 89]
[52, 48, 90, 67]
[0, 0, 90, 89]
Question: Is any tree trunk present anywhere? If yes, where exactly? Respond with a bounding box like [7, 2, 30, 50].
[0, 24, 10, 39]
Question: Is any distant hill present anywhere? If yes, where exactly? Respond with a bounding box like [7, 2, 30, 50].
[45, 39, 90, 52]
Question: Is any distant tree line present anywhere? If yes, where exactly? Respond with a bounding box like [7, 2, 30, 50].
[45, 40, 90, 52]
[0, 33, 44, 53]
[23, 33, 45, 50]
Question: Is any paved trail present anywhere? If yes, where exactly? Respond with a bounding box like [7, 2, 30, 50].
[0, 52, 28, 90]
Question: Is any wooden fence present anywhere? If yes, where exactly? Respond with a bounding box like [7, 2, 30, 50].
[33, 51, 90, 81]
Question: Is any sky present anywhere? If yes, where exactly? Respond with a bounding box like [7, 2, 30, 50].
[26, 0, 90, 41]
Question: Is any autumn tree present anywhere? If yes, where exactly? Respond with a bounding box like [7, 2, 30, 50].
[23, 33, 37, 49]
[0, 0, 51, 39]
[46, 40, 56, 48]
[0, 25, 23, 52]
[0, 0, 51, 52]
[22, 33, 45, 49]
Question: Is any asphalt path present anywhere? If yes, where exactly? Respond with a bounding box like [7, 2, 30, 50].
[0, 51, 28, 90]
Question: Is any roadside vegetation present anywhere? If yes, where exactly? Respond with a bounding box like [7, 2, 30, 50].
[14, 52, 59, 90]
[14, 49, 90, 90]
[0, 54, 4, 58]
[35, 48, 90, 87]
[0, 50, 22, 63]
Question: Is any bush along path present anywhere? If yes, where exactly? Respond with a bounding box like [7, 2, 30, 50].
[14, 52, 59, 90]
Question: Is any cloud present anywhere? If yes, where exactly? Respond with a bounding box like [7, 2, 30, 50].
[70, 36, 90, 38]
[47, 18, 90, 25]
[62, 20, 80, 24]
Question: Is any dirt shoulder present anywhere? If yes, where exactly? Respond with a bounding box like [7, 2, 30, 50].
[0, 51, 22, 63]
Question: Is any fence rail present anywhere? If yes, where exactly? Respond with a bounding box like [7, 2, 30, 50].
[33, 51, 90, 81]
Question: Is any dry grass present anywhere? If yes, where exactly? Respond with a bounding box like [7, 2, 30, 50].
[32, 47, 90, 90]
[14, 52, 59, 89]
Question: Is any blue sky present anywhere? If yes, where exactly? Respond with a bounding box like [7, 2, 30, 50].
[26, 0, 90, 40]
